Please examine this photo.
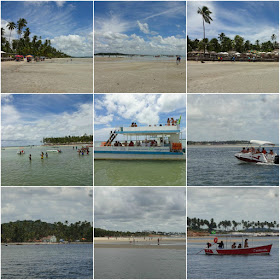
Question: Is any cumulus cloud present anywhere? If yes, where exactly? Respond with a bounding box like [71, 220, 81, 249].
[95, 187, 186, 232]
[2, 187, 93, 223]
[56, 1, 66, 8]
[1, 95, 93, 145]
[51, 33, 93, 57]
[188, 187, 279, 225]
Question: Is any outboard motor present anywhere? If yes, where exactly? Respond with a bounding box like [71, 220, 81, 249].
[274, 155, 279, 164]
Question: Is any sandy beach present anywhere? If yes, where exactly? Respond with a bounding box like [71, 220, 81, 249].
[94, 57, 186, 93]
[95, 236, 186, 250]
[187, 61, 279, 93]
[1, 58, 93, 93]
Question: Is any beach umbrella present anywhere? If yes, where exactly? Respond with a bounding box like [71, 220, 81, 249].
[26, 55, 33, 57]
[1, 51, 6, 54]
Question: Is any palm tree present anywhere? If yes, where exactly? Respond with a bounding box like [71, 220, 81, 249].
[7, 21, 16, 44]
[218, 32, 225, 42]
[271, 34, 277, 48]
[197, 6, 213, 57]
[16, 18, 27, 39]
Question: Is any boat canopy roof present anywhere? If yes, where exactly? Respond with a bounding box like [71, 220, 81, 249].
[250, 140, 275, 146]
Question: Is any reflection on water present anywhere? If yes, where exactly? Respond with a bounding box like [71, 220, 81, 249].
[188, 146, 279, 186]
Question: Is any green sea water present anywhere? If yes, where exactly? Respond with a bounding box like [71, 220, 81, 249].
[94, 140, 186, 186]
[1, 146, 93, 186]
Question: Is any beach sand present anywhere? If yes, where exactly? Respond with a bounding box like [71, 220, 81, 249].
[94, 57, 186, 93]
[1, 58, 93, 93]
[95, 237, 186, 250]
[187, 61, 279, 93]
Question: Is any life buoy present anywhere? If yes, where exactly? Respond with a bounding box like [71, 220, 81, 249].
[214, 237, 218, 243]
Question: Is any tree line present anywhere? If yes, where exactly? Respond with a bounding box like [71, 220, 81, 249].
[1, 18, 70, 57]
[192, 6, 278, 54]
[1, 220, 93, 243]
[43, 134, 93, 144]
[188, 217, 279, 232]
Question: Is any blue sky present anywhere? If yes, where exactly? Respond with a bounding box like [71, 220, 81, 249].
[95, 1, 186, 55]
[1, 1, 93, 56]
[94, 94, 186, 141]
[188, 1, 279, 43]
[2, 94, 93, 146]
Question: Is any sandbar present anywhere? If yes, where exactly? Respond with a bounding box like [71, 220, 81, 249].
[94, 237, 186, 250]
[94, 57, 186, 93]
[187, 61, 279, 93]
[1, 58, 93, 93]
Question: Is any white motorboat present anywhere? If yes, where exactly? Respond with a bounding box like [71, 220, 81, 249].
[235, 140, 278, 164]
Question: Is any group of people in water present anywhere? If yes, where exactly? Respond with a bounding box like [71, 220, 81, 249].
[241, 147, 274, 155]
[207, 238, 249, 249]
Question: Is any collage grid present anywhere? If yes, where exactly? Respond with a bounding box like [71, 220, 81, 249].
[0, 0, 279, 280]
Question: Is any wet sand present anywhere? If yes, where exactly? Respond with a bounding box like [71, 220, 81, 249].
[187, 61, 279, 93]
[94, 57, 186, 93]
[95, 237, 186, 250]
[1, 58, 93, 93]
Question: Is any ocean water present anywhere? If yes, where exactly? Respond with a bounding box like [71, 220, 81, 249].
[187, 237, 279, 279]
[94, 160, 186, 186]
[1, 146, 93, 186]
[95, 248, 186, 279]
[1, 244, 93, 279]
[187, 146, 279, 186]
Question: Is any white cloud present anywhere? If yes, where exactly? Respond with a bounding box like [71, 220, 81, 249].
[2, 102, 93, 143]
[137, 21, 158, 35]
[56, 1, 66, 8]
[188, 187, 279, 224]
[187, 94, 279, 143]
[188, 1, 279, 43]
[2, 187, 93, 223]
[51, 33, 93, 57]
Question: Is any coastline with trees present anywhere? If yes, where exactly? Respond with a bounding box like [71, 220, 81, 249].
[43, 135, 93, 146]
[1, 18, 70, 59]
[1, 220, 93, 244]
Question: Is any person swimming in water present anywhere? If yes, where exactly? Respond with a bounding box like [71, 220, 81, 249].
[29, 154, 32, 161]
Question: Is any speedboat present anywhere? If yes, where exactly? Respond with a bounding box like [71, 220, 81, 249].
[95, 119, 186, 160]
[235, 140, 278, 164]
[205, 234, 272, 255]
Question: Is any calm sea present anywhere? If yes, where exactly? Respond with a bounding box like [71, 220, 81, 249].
[187, 146, 279, 186]
[94, 141, 186, 186]
[187, 237, 279, 279]
[95, 248, 186, 279]
[1, 244, 93, 279]
[1, 146, 93, 186]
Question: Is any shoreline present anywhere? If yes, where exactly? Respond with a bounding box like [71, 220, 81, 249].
[2, 242, 93, 245]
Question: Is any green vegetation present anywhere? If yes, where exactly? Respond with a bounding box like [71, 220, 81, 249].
[43, 134, 93, 144]
[188, 34, 278, 53]
[188, 217, 279, 233]
[1, 18, 70, 57]
[1, 220, 93, 243]
[95, 228, 185, 237]
[187, 140, 249, 145]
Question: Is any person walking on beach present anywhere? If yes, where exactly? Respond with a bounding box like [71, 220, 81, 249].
[158, 238, 160, 245]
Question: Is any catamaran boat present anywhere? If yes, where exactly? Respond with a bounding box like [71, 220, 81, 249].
[235, 140, 278, 164]
[95, 121, 186, 160]
[204, 234, 272, 255]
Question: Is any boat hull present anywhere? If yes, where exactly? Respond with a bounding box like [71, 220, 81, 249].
[235, 152, 276, 164]
[205, 244, 272, 255]
[94, 151, 186, 160]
